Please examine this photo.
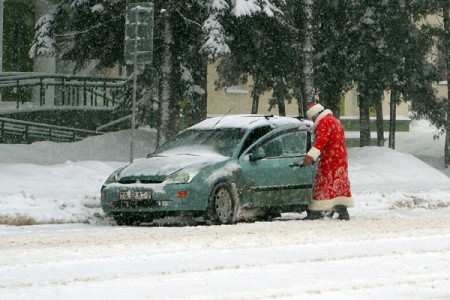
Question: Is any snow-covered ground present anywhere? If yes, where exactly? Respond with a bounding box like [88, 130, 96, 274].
[0, 120, 449, 299]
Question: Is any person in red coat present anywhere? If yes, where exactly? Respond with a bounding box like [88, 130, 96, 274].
[302, 103, 354, 220]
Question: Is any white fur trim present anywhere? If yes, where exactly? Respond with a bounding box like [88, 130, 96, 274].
[309, 196, 355, 211]
[314, 109, 333, 127]
[307, 147, 321, 161]
[306, 103, 325, 119]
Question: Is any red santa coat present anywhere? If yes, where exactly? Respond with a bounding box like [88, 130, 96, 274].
[306, 110, 354, 211]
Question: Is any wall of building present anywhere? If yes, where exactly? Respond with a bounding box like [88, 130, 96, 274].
[343, 89, 410, 118]
[206, 63, 300, 117]
[435, 82, 448, 99]
[207, 62, 411, 119]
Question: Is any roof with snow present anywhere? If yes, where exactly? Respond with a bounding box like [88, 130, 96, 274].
[189, 114, 308, 130]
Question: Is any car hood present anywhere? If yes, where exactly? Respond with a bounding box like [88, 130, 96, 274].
[118, 149, 229, 182]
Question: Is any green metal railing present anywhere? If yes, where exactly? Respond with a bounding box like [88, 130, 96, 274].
[0, 117, 102, 144]
[0, 72, 127, 108]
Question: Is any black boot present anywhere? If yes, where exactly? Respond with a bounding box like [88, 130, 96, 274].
[324, 210, 335, 218]
[303, 210, 322, 220]
[335, 205, 350, 221]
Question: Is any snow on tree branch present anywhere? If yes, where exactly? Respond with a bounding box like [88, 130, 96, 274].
[70, 0, 120, 9]
[201, 14, 230, 60]
[232, 0, 261, 16]
[201, 0, 284, 60]
[69, 0, 90, 7]
[232, 0, 284, 17]
[29, 14, 56, 58]
[206, 0, 230, 13]
[361, 7, 376, 25]
[91, 4, 104, 13]
[181, 64, 206, 97]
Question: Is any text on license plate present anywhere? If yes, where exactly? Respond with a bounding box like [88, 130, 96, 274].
[119, 191, 152, 200]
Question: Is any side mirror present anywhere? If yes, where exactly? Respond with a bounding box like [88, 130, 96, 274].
[249, 148, 266, 161]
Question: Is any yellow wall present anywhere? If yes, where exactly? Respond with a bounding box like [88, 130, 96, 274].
[206, 63, 300, 116]
[206, 14, 450, 119]
[436, 82, 448, 98]
[342, 89, 410, 117]
[207, 62, 411, 118]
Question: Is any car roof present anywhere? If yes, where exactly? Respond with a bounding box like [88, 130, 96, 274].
[189, 114, 309, 130]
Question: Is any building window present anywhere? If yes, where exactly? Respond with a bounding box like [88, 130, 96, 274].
[225, 86, 248, 94]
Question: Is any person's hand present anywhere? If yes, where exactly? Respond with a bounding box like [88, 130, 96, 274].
[302, 155, 314, 166]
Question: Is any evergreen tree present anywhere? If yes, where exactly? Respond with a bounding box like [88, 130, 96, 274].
[3, 0, 35, 102]
[30, 1, 210, 144]
[440, 0, 450, 167]
[313, 0, 356, 118]
[351, 1, 439, 148]
[428, 0, 450, 167]
[215, 10, 296, 116]
[30, 0, 284, 144]
[351, 2, 389, 147]
[402, 0, 448, 166]
[378, 1, 437, 149]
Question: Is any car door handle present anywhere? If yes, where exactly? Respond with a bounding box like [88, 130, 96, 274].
[289, 162, 302, 168]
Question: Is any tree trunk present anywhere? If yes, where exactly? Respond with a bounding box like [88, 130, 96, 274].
[251, 93, 260, 114]
[278, 97, 286, 116]
[319, 89, 340, 118]
[168, 14, 182, 139]
[375, 95, 384, 146]
[190, 56, 208, 126]
[251, 72, 261, 114]
[388, 89, 397, 149]
[158, 12, 177, 147]
[359, 94, 371, 147]
[443, 0, 450, 167]
[330, 91, 341, 119]
[297, 77, 307, 117]
[302, 0, 315, 106]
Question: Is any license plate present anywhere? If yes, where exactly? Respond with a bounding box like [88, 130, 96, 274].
[119, 191, 152, 201]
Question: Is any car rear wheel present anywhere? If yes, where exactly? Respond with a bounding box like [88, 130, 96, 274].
[205, 182, 235, 225]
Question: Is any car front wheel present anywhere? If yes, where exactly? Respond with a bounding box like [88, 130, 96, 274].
[205, 182, 235, 225]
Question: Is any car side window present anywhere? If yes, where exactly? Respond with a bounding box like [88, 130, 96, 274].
[280, 131, 307, 156]
[239, 126, 272, 156]
[261, 138, 283, 158]
[257, 130, 307, 159]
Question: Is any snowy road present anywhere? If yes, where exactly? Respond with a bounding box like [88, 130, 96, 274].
[1, 216, 449, 300]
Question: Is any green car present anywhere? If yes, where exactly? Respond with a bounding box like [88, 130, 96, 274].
[101, 115, 315, 225]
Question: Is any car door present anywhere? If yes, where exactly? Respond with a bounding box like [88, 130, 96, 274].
[238, 126, 314, 209]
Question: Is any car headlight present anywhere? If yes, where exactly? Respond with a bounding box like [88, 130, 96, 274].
[163, 170, 199, 184]
[104, 169, 121, 185]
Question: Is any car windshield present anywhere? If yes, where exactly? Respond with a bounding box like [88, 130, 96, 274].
[153, 128, 247, 157]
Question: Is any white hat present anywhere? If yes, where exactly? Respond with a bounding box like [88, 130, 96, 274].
[306, 103, 325, 120]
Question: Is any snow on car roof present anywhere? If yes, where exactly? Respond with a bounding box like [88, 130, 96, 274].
[189, 114, 304, 130]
